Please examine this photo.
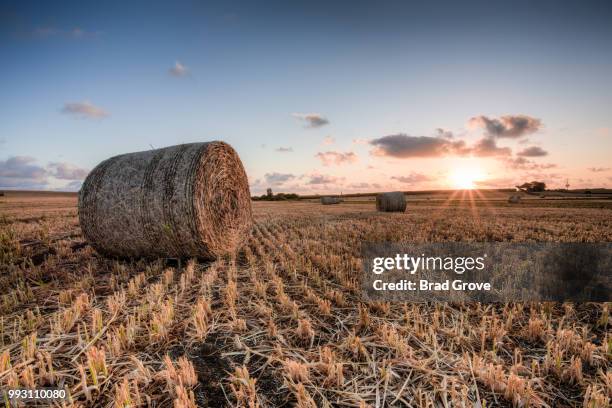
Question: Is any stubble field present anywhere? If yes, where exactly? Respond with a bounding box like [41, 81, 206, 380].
[0, 191, 611, 407]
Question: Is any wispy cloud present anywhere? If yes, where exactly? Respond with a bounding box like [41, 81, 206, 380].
[32, 26, 100, 39]
[307, 173, 341, 185]
[348, 182, 381, 190]
[169, 61, 189, 77]
[61, 101, 109, 119]
[368, 113, 552, 166]
[434, 128, 454, 139]
[0, 156, 47, 188]
[391, 173, 433, 185]
[588, 167, 610, 173]
[322, 136, 335, 145]
[0, 156, 89, 189]
[517, 146, 548, 157]
[264, 172, 295, 185]
[315, 151, 357, 166]
[468, 115, 542, 138]
[369, 134, 469, 158]
[275, 147, 293, 153]
[61, 180, 83, 192]
[370, 115, 545, 161]
[292, 113, 329, 128]
[471, 137, 512, 157]
[32, 27, 61, 38]
[48, 162, 89, 180]
[502, 157, 557, 170]
[250, 172, 347, 194]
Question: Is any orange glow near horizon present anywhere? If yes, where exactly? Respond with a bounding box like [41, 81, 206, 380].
[449, 166, 486, 190]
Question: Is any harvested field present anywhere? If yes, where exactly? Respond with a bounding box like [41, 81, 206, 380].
[1, 191, 611, 407]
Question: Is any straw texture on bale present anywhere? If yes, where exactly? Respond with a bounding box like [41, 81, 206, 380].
[321, 196, 341, 205]
[78, 142, 252, 259]
[376, 191, 407, 212]
[508, 194, 522, 204]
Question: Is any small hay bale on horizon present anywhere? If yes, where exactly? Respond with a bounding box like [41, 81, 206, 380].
[376, 191, 406, 212]
[321, 196, 341, 205]
[78, 141, 252, 260]
[508, 194, 522, 203]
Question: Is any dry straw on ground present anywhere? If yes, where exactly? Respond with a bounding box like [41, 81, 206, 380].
[78, 142, 252, 259]
[1, 193, 611, 407]
[320, 196, 341, 205]
[376, 191, 406, 212]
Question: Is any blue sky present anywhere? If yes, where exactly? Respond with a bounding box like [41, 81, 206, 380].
[1, 0, 611, 192]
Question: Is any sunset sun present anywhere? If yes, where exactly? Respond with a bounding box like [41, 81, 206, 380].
[450, 167, 485, 190]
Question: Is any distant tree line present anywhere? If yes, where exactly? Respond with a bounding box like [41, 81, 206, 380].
[252, 189, 300, 201]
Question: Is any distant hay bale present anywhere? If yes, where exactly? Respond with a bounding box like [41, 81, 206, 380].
[376, 192, 406, 212]
[78, 142, 252, 259]
[508, 194, 522, 204]
[321, 196, 341, 205]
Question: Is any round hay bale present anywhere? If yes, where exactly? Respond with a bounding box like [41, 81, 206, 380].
[78, 142, 252, 259]
[508, 194, 522, 204]
[376, 192, 406, 212]
[321, 196, 341, 205]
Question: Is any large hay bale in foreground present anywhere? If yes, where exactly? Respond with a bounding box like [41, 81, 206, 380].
[321, 196, 341, 205]
[508, 194, 522, 204]
[376, 192, 406, 212]
[78, 142, 252, 259]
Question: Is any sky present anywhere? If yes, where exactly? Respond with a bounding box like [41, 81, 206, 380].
[1, 0, 612, 194]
